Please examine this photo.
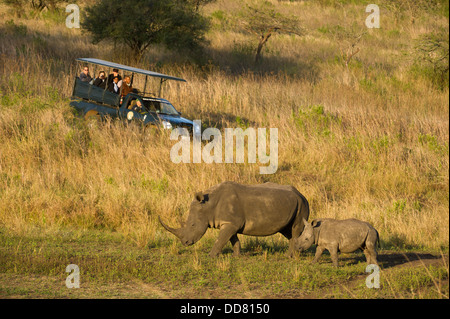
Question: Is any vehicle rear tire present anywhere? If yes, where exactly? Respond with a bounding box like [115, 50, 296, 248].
[84, 110, 100, 121]
[84, 110, 101, 128]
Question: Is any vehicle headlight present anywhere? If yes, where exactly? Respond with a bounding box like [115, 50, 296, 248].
[127, 111, 134, 121]
[162, 120, 172, 129]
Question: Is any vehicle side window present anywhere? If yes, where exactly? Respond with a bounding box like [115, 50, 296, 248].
[146, 101, 159, 113]
[161, 103, 171, 114]
[127, 98, 136, 110]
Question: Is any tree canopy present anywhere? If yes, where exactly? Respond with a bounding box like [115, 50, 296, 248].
[238, 2, 304, 63]
[82, 0, 210, 62]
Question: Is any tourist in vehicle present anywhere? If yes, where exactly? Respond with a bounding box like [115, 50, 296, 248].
[128, 98, 144, 112]
[79, 66, 92, 82]
[121, 75, 133, 97]
[93, 71, 107, 89]
[107, 68, 122, 86]
[107, 76, 120, 94]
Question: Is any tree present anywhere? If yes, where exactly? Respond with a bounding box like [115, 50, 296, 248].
[336, 29, 367, 71]
[82, 0, 209, 62]
[238, 2, 304, 63]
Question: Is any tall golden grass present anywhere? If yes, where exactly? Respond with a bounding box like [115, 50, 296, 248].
[0, 0, 448, 251]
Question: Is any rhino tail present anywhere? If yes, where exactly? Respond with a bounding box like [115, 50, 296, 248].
[297, 193, 310, 233]
[376, 229, 381, 249]
[300, 194, 310, 222]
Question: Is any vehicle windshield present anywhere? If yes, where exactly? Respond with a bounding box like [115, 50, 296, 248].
[142, 100, 179, 115]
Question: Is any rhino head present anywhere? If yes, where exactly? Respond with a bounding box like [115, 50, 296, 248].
[295, 218, 319, 252]
[159, 192, 210, 246]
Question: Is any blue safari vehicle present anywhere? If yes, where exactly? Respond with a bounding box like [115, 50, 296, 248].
[70, 58, 198, 134]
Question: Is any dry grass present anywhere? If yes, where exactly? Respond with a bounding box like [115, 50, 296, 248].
[0, 0, 448, 254]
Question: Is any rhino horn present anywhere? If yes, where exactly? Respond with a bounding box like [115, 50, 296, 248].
[159, 216, 183, 238]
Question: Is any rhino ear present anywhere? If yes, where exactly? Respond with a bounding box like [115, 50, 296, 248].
[311, 219, 321, 228]
[195, 192, 210, 203]
[195, 192, 204, 202]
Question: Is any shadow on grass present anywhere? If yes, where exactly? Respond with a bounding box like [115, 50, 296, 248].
[202, 46, 321, 82]
[335, 251, 442, 268]
[199, 111, 258, 130]
[377, 252, 442, 269]
[288, 243, 443, 269]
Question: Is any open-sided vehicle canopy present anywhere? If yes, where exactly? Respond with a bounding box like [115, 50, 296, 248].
[73, 58, 186, 106]
[76, 58, 186, 82]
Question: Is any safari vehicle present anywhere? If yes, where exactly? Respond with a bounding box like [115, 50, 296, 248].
[70, 58, 198, 133]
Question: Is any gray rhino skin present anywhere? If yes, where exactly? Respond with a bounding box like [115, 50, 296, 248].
[159, 181, 310, 257]
[295, 218, 380, 267]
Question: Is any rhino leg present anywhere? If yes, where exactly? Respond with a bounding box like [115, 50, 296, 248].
[209, 224, 239, 258]
[329, 245, 339, 267]
[279, 229, 298, 258]
[364, 242, 378, 265]
[230, 234, 241, 256]
[287, 239, 300, 258]
[363, 230, 379, 265]
[363, 248, 376, 265]
[312, 246, 325, 264]
[283, 213, 307, 258]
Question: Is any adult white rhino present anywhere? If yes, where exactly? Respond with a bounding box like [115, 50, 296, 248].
[159, 181, 310, 257]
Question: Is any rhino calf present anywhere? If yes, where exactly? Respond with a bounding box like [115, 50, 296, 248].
[295, 218, 380, 267]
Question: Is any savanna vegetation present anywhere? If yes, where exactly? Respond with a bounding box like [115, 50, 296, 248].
[0, 0, 448, 299]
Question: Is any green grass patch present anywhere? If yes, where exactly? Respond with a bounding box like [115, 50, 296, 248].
[0, 227, 447, 298]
